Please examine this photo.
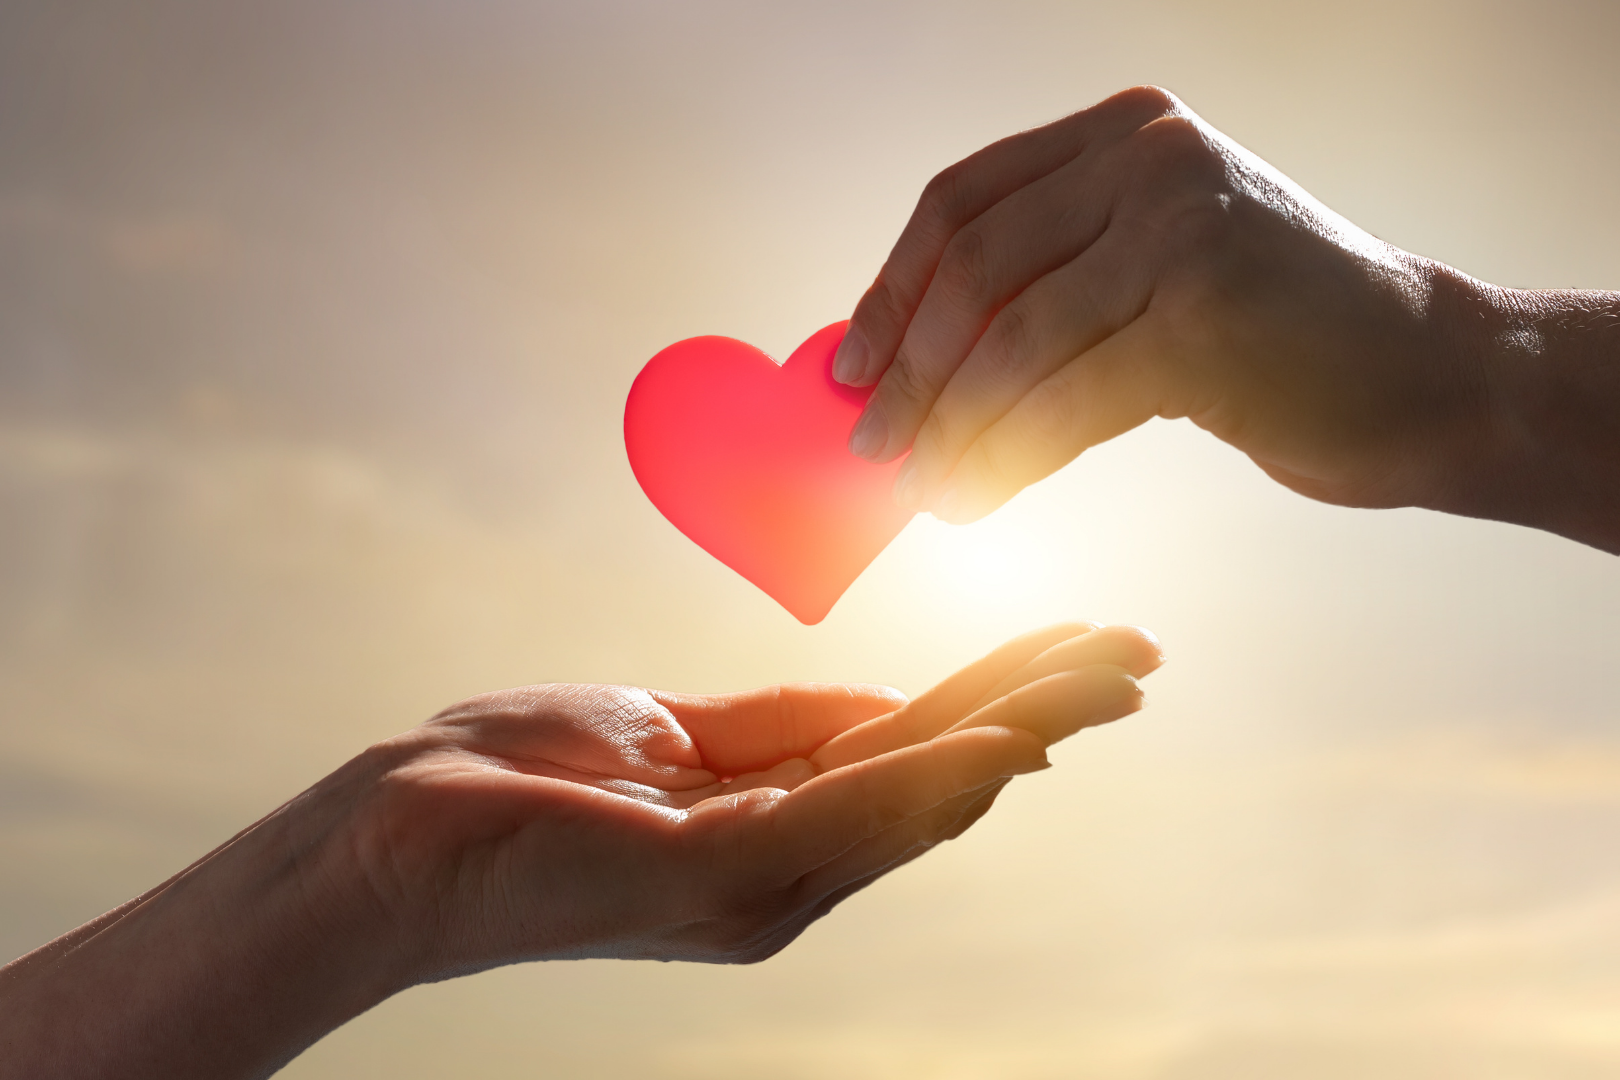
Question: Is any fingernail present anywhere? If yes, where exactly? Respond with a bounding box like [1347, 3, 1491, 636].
[934, 486, 959, 521]
[893, 460, 922, 509]
[831, 326, 868, 385]
[1011, 751, 1052, 775]
[848, 406, 887, 460]
[1092, 672, 1145, 726]
[1129, 626, 1167, 666]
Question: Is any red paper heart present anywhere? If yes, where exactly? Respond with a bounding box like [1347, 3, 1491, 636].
[624, 321, 914, 624]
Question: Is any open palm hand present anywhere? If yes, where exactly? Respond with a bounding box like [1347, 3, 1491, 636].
[348, 622, 1162, 978]
[0, 622, 1161, 1080]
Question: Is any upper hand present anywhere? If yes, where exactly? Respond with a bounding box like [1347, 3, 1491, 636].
[835, 85, 1498, 522]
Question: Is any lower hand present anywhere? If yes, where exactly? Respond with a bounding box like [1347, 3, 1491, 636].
[360, 620, 1161, 973]
[0, 621, 1162, 1080]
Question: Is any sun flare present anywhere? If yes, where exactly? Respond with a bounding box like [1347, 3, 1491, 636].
[904, 511, 1062, 608]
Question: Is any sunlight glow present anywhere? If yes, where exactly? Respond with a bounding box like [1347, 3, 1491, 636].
[902, 509, 1066, 609]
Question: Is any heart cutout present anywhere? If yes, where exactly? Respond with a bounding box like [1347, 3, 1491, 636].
[624, 321, 914, 624]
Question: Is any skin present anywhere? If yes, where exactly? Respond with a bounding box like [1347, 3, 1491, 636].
[836, 86, 1620, 554]
[0, 621, 1163, 1080]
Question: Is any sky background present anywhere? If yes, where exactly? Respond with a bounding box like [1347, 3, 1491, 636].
[3, 1, 1619, 1077]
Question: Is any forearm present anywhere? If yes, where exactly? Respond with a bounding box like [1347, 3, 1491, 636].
[1446, 285, 1620, 553]
[0, 754, 412, 1080]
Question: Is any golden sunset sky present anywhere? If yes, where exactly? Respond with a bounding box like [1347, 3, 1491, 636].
[2, 2, 1619, 1077]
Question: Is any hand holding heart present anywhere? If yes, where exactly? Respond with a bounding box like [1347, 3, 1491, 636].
[832, 86, 1620, 554]
[0, 622, 1162, 1080]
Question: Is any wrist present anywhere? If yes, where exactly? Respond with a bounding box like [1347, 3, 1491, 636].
[1429, 278, 1620, 552]
[233, 745, 429, 1014]
[0, 746, 419, 1080]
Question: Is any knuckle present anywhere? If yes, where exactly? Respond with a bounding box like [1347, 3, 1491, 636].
[882, 344, 935, 409]
[1022, 370, 1083, 444]
[957, 439, 1005, 502]
[1114, 84, 1182, 117]
[856, 271, 905, 333]
[919, 163, 974, 229]
[1130, 115, 1223, 185]
[936, 227, 994, 305]
[1085, 85, 1183, 134]
[912, 411, 956, 465]
[979, 303, 1039, 386]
